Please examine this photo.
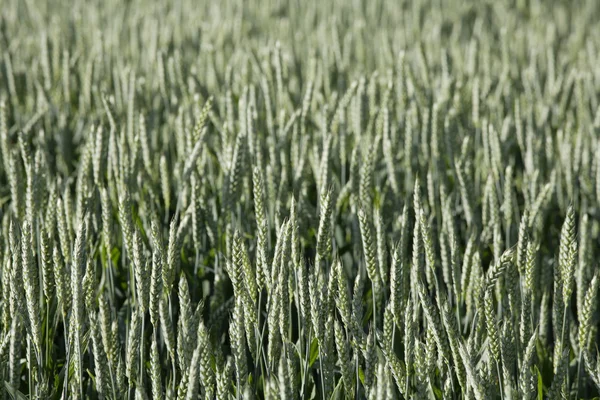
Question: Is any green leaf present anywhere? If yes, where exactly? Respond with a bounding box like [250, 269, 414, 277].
[535, 365, 543, 400]
[181, 247, 189, 265]
[330, 379, 344, 400]
[309, 338, 319, 367]
[110, 246, 121, 266]
[0, 195, 11, 208]
[4, 382, 28, 400]
[358, 367, 365, 386]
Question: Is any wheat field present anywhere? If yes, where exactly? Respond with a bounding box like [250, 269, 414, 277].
[0, 0, 600, 398]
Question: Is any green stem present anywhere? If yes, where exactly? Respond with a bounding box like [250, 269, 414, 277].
[301, 329, 312, 398]
[318, 343, 325, 400]
[28, 339, 32, 399]
[560, 305, 568, 393]
[45, 301, 50, 371]
[575, 350, 584, 400]
[139, 312, 145, 388]
[108, 354, 117, 400]
[496, 360, 504, 400]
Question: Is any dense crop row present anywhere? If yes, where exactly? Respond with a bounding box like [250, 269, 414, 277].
[1, 0, 600, 398]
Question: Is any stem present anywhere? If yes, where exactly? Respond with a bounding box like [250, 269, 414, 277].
[35, 217, 44, 373]
[301, 329, 312, 398]
[28, 339, 32, 399]
[45, 301, 50, 370]
[357, 351, 361, 398]
[254, 290, 268, 388]
[294, 270, 303, 358]
[169, 295, 176, 397]
[108, 355, 117, 399]
[405, 363, 410, 398]
[62, 315, 69, 398]
[139, 312, 145, 388]
[254, 290, 263, 373]
[75, 318, 83, 400]
[560, 305, 567, 351]
[258, 322, 268, 380]
[574, 350, 584, 399]
[560, 305, 568, 393]
[172, 357, 177, 399]
[496, 360, 504, 400]
[318, 343, 325, 400]
[236, 355, 241, 400]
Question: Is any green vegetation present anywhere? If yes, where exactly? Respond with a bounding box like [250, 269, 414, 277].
[1, 0, 600, 398]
